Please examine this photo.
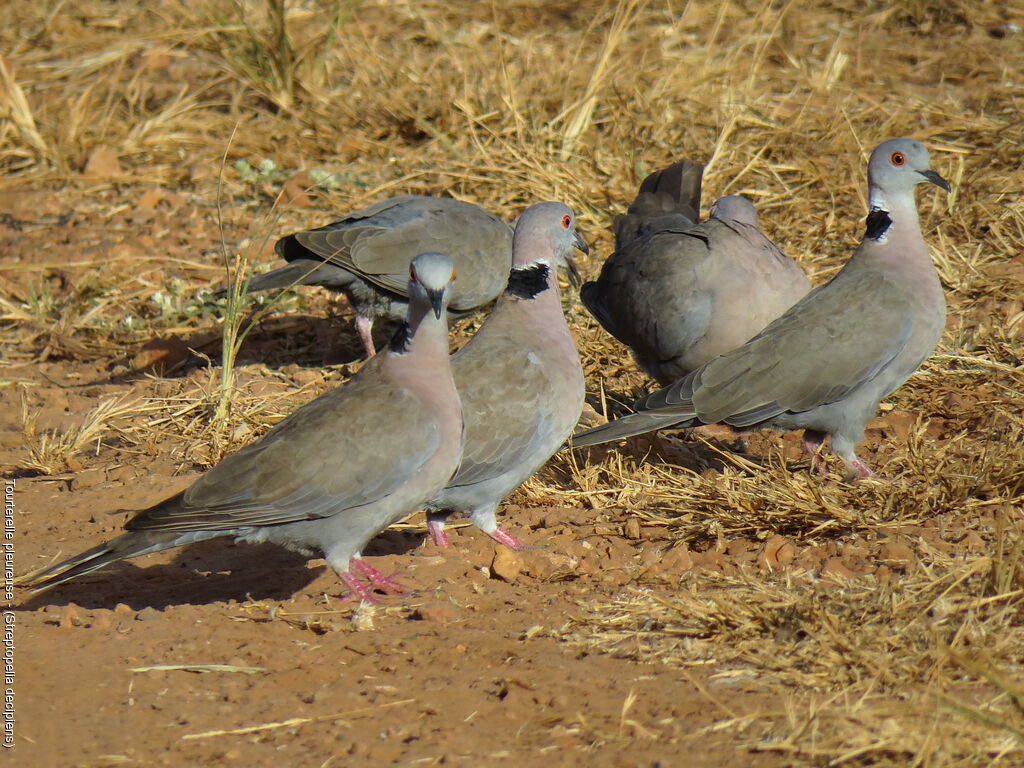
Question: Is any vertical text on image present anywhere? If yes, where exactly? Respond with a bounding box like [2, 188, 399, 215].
[3, 479, 14, 749]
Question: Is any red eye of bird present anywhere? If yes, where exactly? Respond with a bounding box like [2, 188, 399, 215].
[890, 151, 906, 167]
[561, 214, 571, 229]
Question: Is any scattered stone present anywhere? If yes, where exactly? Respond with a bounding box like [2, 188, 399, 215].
[520, 550, 566, 580]
[83, 145, 123, 177]
[60, 604, 83, 628]
[90, 610, 114, 631]
[414, 600, 459, 624]
[135, 607, 161, 622]
[137, 189, 164, 209]
[281, 171, 313, 208]
[960, 531, 985, 551]
[71, 467, 106, 491]
[884, 410, 917, 440]
[576, 402, 607, 429]
[624, 517, 642, 540]
[132, 335, 191, 375]
[290, 368, 323, 386]
[759, 535, 796, 570]
[690, 548, 727, 570]
[107, 465, 136, 484]
[820, 558, 856, 580]
[491, 548, 523, 582]
[643, 544, 693, 578]
[639, 546, 662, 567]
[878, 540, 915, 566]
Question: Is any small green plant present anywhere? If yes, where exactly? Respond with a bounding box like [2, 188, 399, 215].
[234, 156, 353, 194]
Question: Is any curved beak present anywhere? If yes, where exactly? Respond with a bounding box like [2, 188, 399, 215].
[572, 229, 590, 256]
[566, 230, 588, 288]
[918, 169, 951, 192]
[427, 289, 445, 319]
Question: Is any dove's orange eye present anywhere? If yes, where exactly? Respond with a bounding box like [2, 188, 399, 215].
[890, 152, 906, 166]
[561, 214, 571, 229]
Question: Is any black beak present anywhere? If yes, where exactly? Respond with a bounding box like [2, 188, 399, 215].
[428, 290, 445, 319]
[572, 229, 590, 256]
[918, 169, 951, 192]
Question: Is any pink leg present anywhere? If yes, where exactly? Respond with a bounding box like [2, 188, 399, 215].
[488, 527, 526, 552]
[427, 519, 451, 549]
[850, 457, 878, 480]
[355, 315, 376, 358]
[803, 431, 828, 475]
[339, 571, 380, 604]
[351, 557, 409, 595]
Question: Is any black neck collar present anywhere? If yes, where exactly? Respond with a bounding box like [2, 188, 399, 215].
[864, 208, 892, 241]
[388, 321, 412, 353]
[505, 263, 550, 300]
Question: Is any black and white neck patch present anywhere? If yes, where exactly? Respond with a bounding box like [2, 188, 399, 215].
[864, 208, 892, 241]
[388, 321, 412, 353]
[505, 263, 550, 300]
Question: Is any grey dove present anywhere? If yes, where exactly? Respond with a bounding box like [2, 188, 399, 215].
[581, 160, 811, 385]
[24, 253, 464, 602]
[572, 138, 950, 480]
[246, 195, 515, 358]
[425, 202, 588, 550]
[609, 158, 704, 244]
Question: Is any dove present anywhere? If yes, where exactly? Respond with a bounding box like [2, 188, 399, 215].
[582, 159, 811, 385]
[425, 202, 588, 550]
[572, 138, 950, 480]
[608, 158, 704, 244]
[23, 253, 464, 602]
[245, 195, 515, 357]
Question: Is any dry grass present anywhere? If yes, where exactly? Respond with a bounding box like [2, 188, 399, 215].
[2, 0, 1024, 763]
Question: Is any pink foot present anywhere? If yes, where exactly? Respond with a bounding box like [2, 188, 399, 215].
[848, 458, 891, 482]
[355, 315, 376, 358]
[804, 437, 828, 475]
[427, 519, 451, 549]
[488, 527, 526, 552]
[339, 571, 380, 603]
[851, 458, 876, 479]
[351, 557, 409, 595]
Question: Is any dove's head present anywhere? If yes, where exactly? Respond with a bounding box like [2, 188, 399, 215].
[868, 138, 950, 205]
[409, 252, 456, 319]
[709, 195, 758, 226]
[512, 202, 589, 288]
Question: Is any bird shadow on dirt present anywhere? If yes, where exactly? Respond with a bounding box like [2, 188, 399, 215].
[17, 528, 424, 612]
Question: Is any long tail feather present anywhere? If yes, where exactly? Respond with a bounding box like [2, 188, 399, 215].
[19, 530, 192, 593]
[568, 410, 697, 448]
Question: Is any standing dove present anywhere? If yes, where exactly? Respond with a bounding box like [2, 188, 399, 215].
[247, 195, 515, 357]
[425, 202, 588, 550]
[24, 253, 464, 602]
[582, 160, 811, 385]
[572, 139, 949, 480]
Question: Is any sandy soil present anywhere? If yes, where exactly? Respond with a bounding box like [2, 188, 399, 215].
[15, 484, 791, 768]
